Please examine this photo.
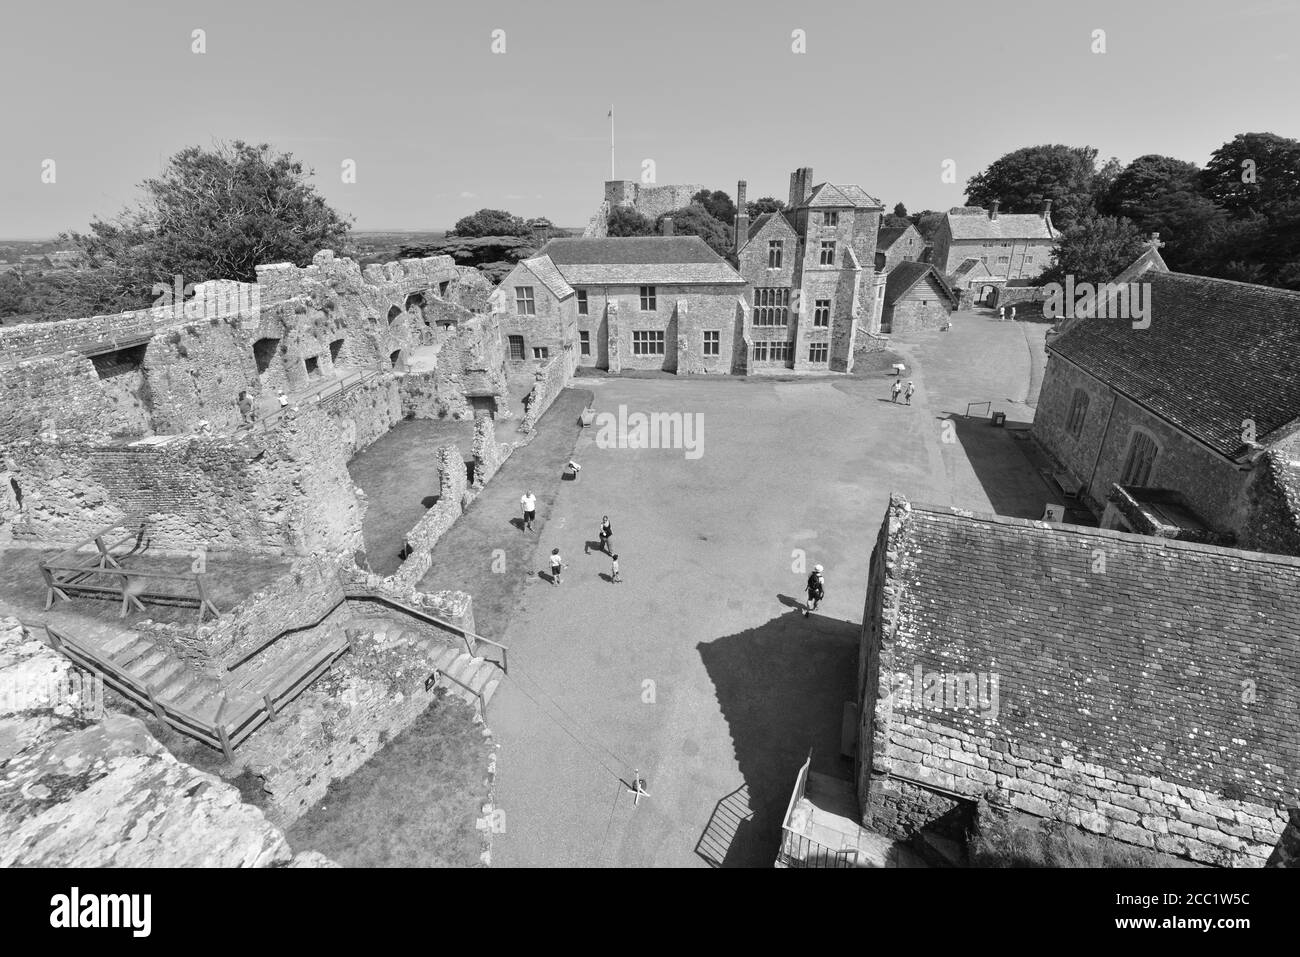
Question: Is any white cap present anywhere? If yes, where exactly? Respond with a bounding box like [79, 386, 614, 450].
[814, 564, 823, 572]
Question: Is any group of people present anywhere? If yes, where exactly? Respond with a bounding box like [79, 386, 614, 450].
[521, 490, 619, 586]
[235, 388, 291, 425]
[891, 379, 916, 405]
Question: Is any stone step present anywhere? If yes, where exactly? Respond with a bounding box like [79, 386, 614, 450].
[121, 647, 168, 677]
[111, 638, 155, 668]
[466, 661, 498, 695]
[481, 676, 502, 706]
[139, 658, 185, 691]
[156, 670, 197, 702]
[101, 631, 142, 656]
[174, 680, 221, 714]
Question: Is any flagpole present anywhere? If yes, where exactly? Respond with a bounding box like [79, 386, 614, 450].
[609, 105, 615, 180]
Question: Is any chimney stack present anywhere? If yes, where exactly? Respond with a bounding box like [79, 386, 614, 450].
[1040, 198, 1053, 220]
[734, 179, 749, 257]
[989, 200, 1000, 220]
[662, 216, 674, 237]
[788, 167, 815, 208]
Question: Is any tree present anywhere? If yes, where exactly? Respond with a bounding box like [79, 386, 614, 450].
[893, 202, 908, 218]
[909, 210, 945, 242]
[746, 196, 785, 218]
[1099, 154, 1228, 270]
[690, 189, 737, 226]
[965, 144, 1103, 229]
[655, 204, 733, 257]
[882, 210, 912, 228]
[64, 141, 352, 313]
[449, 208, 531, 238]
[606, 206, 656, 237]
[1039, 213, 1147, 287]
[1202, 132, 1300, 217]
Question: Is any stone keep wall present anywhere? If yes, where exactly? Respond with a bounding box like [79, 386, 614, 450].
[0, 354, 149, 444]
[7, 403, 365, 555]
[143, 318, 262, 434]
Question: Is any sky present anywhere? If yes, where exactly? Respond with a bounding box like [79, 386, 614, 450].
[1, 0, 1297, 238]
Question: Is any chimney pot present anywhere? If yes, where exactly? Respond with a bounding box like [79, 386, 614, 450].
[989, 200, 1000, 220]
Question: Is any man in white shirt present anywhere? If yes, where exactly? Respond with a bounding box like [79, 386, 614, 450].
[520, 490, 537, 531]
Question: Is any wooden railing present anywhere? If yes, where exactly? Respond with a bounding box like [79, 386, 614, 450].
[40, 622, 350, 761]
[242, 364, 387, 434]
[343, 586, 509, 674]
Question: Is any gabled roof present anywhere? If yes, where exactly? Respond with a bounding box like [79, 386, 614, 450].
[884, 261, 959, 308]
[746, 210, 796, 242]
[946, 207, 1058, 241]
[802, 182, 883, 210]
[518, 255, 574, 300]
[876, 225, 919, 251]
[1049, 270, 1300, 458]
[951, 257, 991, 280]
[881, 496, 1300, 808]
[538, 236, 745, 285]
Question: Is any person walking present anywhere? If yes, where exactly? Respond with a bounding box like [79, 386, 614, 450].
[520, 490, 537, 532]
[891, 379, 903, 403]
[804, 564, 825, 617]
[610, 553, 621, 583]
[904, 381, 916, 406]
[598, 515, 612, 554]
[550, 548, 563, 586]
[236, 391, 255, 425]
[568, 460, 582, 482]
[278, 388, 289, 409]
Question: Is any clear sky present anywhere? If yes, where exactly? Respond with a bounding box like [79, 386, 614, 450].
[1, 0, 1297, 238]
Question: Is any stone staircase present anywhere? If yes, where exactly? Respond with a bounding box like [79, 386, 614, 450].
[345, 613, 504, 711]
[97, 629, 228, 722]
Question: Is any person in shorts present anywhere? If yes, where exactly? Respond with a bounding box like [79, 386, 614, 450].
[610, 553, 621, 583]
[520, 490, 537, 531]
[550, 548, 562, 585]
[804, 564, 825, 617]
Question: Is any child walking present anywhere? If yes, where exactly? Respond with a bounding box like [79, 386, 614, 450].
[610, 553, 621, 583]
[550, 547, 563, 586]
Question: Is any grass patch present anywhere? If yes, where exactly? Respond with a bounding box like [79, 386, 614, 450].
[285, 693, 487, 867]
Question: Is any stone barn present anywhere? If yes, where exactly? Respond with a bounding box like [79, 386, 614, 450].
[880, 262, 958, 334]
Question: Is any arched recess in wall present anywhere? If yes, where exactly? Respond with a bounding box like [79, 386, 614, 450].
[387, 305, 403, 327]
[9, 477, 22, 510]
[253, 337, 281, 378]
[389, 348, 404, 370]
[330, 338, 345, 367]
[405, 292, 428, 326]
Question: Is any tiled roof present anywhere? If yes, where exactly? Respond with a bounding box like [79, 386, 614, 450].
[746, 211, 796, 241]
[1049, 271, 1300, 457]
[946, 208, 1057, 241]
[519, 255, 574, 300]
[876, 226, 913, 251]
[803, 182, 883, 209]
[884, 261, 958, 307]
[886, 498, 1300, 806]
[539, 237, 745, 285]
[951, 257, 986, 278]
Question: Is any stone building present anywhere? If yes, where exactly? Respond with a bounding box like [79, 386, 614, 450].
[874, 224, 926, 271]
[492, 235, 747, 374]
[584, 180, 706, 238]
[879, 261, 959, 334]
[856, 495, 1298, 867]
[930, 201, 1058, 280]
[1032, 250, 1300, 556]
[734, 168, 885, 372]
[945, 257, 1002, 306]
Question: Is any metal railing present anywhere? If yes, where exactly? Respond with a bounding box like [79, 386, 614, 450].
[343, 585, 509, 674]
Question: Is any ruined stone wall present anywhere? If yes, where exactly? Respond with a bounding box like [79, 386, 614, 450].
[7, 403, 364, 555]
[520, 354, 570, 433]
[390, 445, 468, 589]
[471, 414, 512, 489]
[318, 374, 402, 458]
[434, 314, 508, 415]
[143, 318, 261, 434]
[0, 354, 147, 444]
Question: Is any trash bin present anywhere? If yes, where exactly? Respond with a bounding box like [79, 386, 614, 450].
[992, 411, 1007, 427]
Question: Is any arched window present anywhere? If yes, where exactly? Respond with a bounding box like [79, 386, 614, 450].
[1065, 389, 1090, 438]
[1120, 431, 1159, 487]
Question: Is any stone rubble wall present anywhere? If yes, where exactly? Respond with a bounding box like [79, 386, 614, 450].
[0, 617, 329, 867]
[471, 414, 513, 489]
[519, 353, 571, 434]
[389, 444, 468, 591]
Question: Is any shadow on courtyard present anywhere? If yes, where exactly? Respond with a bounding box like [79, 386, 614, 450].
[941, 413, 1055, 520]
[696, 606, 858, 867]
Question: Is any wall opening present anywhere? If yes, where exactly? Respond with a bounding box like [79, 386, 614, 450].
[389, 349, 403, 370]
[305, 355, 321, 379]
[405, 292, 428, 326]
[329, 338, 344, 366]
[9, 477, 22, 509]
[253, 337, 281, 375]
[387, 305, 403, 327]
[89, 342, 148, 379]
[438, 280, 450, 297]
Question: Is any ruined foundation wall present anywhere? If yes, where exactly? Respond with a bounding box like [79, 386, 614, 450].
[519, 353, 571, 433]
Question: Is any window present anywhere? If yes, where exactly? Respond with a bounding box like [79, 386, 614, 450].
[304, 355, 320, 378]
[438, 280, 449, 297]
[639, 286, 657, 311]
[823, 211, 839, 227]
[577, 289, 588, 315]
[1120, 431, 1159, 487]
[819, 241, 836, 265]
[768, 240, 783, 268]
[508, 335, 524, 360]
[703, 330, 720, 356]
[1065, 389, 1090, 438]
[632, 330, 665, 355]
[809, 342, 829, 363]
[515, 286, 536, 316]
[814, 299, 830, 327]
[1025, 256, 1034, 264]
[579, 331, 590, 356]
[754, 341, 790, 362]
[753, 287, 790, 325]
[533, 347, 549, 360]
[997, 256, 1009, 265]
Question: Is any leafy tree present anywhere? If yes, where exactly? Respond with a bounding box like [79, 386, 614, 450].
[690, 189, 737, 226]
[1040, 213, 1147, 287]
[909, 210, 945, 242]
[655, 204, 733, 257]
[1099, 154, 1227, 270]
[606, 206, 656, 237]
[63, 140, 352, 313]
[746, 196, 785, 218]
[1202, 132, 1300, 217]
[965, 144, 1103, 229]
[882, 211, 912, 228]
[893, 202, 908, 218]
[449, 208, 531, 238]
